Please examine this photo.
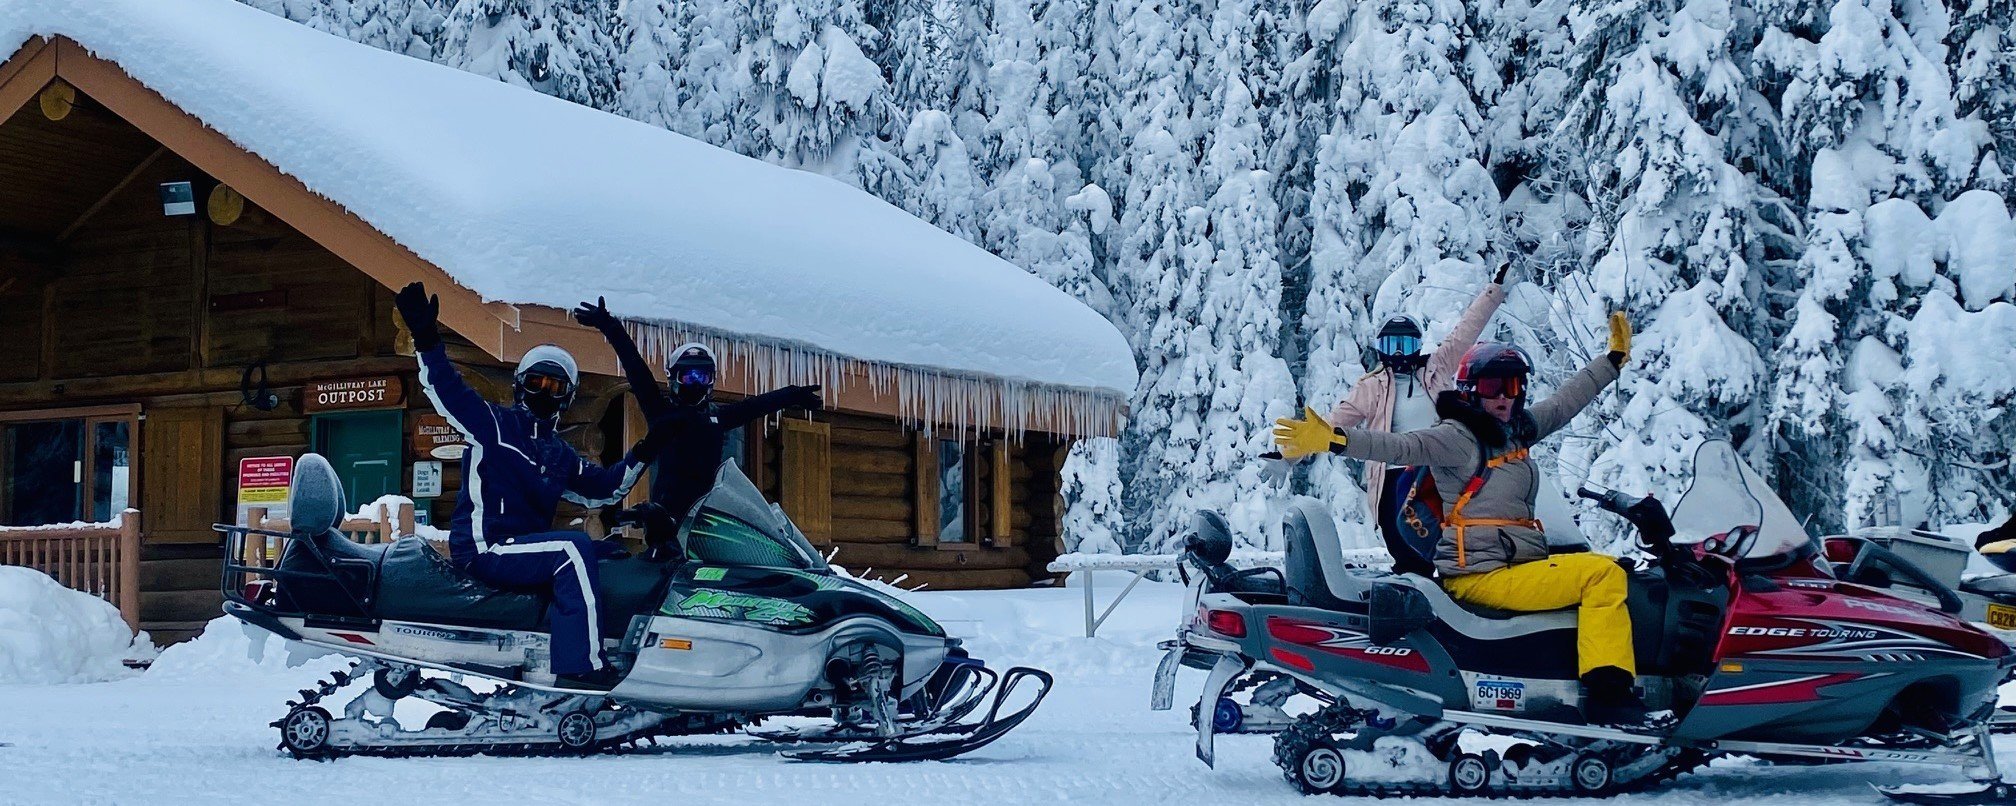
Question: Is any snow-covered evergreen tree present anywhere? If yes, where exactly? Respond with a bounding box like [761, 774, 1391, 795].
[242, 0, 2016, 553]
[440, 0, 618, 107]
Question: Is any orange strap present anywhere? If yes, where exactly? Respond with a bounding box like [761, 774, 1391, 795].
[1447, 448, 1540, 568]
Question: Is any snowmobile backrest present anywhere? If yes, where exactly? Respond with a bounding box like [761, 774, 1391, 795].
[1282, 497, 1372, 607]
[290, 453, 348, 536]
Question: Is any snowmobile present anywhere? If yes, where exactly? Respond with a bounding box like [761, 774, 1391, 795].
[1153, 440, 2014, 803]
[218, 453, 1050, 761]
[1817, 529, 2016, 735]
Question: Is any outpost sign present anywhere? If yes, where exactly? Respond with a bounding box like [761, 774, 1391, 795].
[302, 377, 405, 413]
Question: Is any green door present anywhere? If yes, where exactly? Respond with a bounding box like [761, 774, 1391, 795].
[311, 410, 404, 508]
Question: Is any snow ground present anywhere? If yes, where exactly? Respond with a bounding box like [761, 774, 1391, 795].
[0, 579, 2007, 805]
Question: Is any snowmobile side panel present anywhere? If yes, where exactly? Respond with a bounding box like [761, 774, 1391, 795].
[657, 565, 946, 637]
[617, 614, 949, 711]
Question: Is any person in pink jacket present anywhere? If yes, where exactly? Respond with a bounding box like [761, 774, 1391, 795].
[1300, 269, 1508, 573]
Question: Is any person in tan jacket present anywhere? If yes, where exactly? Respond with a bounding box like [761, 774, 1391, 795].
[1273, 314, 1666, 729]
[1277, 270, 1507, 573]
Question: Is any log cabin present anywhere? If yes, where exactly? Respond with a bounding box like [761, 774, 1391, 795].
[0, 2, 1136, 644]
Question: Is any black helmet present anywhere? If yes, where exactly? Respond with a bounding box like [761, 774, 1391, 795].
[1373, 315, 1425, 371]
[668, 342, 716, 407]
[1454, 342, 1532, 402]
[514, 344, 578, 420]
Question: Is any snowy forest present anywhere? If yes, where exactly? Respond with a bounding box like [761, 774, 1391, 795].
[238, 0, 2016, 555]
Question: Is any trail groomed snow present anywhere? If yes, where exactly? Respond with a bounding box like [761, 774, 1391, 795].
[0, 581, 2005, 805]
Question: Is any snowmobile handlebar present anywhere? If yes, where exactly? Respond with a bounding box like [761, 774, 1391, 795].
[1577, 485, 1688, 572]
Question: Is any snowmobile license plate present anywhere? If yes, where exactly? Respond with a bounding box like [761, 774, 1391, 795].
[1474, 679, 1525, 712]
[1988, 603, 2016, 630]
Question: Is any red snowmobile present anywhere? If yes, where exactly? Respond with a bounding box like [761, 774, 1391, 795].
[1157, 440, 2013, 803]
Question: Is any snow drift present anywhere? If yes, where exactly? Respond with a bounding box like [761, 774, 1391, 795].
[0, 566, 152, 684]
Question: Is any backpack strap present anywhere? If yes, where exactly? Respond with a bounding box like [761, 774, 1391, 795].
[1446, 446, 1542, 569]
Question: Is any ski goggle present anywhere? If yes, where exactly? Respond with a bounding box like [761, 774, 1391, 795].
[675, 366, 714, 387]
[518, 372, 572, 396]
[1376, 334, 1422, 356]
[1469, 376, 1524, 399]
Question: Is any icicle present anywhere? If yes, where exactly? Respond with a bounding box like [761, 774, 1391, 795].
[623, 319, 1124, 439]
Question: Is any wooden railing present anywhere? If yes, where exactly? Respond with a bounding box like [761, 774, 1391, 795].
[238, 501, 442, 568]
[0, 510, 141, 632]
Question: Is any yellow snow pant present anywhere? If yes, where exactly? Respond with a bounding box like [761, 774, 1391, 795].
[1440, 553, 1635, 676]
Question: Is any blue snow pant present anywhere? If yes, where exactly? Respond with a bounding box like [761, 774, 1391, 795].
[466, 531, 603, 675]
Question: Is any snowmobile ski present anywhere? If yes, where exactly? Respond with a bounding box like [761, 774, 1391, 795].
[783, 667, 1053, 762]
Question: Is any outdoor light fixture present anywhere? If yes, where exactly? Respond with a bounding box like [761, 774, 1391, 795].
[159, 181, 195, 216]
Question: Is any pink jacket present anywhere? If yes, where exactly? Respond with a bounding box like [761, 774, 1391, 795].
[1326, 283, 1506, 516]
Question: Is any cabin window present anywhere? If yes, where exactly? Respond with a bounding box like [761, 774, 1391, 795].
[936, 438, 968, 543]
[0, 411, 135, 526]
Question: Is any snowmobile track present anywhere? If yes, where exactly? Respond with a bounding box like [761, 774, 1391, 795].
[1270, 702, 1710, 798]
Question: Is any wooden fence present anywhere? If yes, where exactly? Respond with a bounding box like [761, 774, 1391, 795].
[0, 510, 141, 632]
[238, 500, 435, 569]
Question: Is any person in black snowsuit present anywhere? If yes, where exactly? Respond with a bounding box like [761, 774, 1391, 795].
[574, 298, 823, 557]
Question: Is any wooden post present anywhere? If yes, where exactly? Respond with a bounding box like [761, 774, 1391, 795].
[396, 502, 415, 538]
[244, 506, 268, 566]
[117, 510, 140, 634]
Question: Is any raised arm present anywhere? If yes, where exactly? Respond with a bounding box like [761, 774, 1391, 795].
[1336, 422, 1482, 469]
[399, 283, 501, 443]
[719, 385, 823, 429]
[1526, 355, 1620, 439]
[1425, 282, 1506, 391]
[574, 297, 670, 417]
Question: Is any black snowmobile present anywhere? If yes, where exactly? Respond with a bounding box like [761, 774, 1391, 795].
[1154, 440, 2014, 803]
[218, 454, 1050, 761]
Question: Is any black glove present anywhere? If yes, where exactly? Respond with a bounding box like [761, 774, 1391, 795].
[1492, 263, 1510, 285]
[786, 384, 823, 411]
[395, 282, 442, 351]
[572, 296, 619, 333]
[592, 538, 630, 561]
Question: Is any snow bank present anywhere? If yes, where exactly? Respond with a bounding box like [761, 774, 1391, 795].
[146, 616, 339, 680]
[0, 567, 152, 684]
[0, 0, 1137, 407]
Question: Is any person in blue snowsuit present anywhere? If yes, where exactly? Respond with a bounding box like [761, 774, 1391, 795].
[397, 282, 660, 688]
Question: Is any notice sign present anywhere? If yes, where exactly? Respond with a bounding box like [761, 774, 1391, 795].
[412, 413, 467, 460]
[236, 455, 293, 525]
[303, 376, 405, 413]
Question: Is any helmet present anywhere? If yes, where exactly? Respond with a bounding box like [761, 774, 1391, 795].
[667, 342, 716, 407]
[1454, 342, 1532, 401]
[514, 344, 578, 420]
[1373, 316, 1425, 371]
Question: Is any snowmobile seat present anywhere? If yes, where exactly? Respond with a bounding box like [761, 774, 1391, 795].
[1962, 575, 2016, 596]
[374, 536, 547, 631]
[1381, 574, 1578, 638]
[1281, 497, 1372, 610]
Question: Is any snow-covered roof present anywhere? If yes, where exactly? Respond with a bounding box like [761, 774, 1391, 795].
[0, 0, 1136, 435]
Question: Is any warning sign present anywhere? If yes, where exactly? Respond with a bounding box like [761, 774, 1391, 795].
[412, 413, 467, 460]
[236, 456, 293, 525]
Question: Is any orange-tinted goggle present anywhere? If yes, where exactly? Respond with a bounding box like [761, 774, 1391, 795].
[1471, 376, 1523, 399]
[519, 373, 573, 396]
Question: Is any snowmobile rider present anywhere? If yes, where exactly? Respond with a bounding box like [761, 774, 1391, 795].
[573, 297, 823, 558]
[1272, 313, 1665, 729]
[397, 282, 663, 688]
[1275, 267, 1508, 575]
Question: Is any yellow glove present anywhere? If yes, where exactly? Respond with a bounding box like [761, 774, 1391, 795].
[1607, 311, 1632, 366]
[1272, 407, 1348, 460]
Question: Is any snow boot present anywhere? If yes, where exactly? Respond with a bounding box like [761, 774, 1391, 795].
[556, 665, 625, 692]
[1581, 667, 1676, 732]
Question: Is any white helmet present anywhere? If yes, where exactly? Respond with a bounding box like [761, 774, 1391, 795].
[514, 344, 579, 418]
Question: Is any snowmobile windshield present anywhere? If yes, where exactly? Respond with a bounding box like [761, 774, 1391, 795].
[1670, 439, 1823, 570]
[676, 461, 824, 571]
